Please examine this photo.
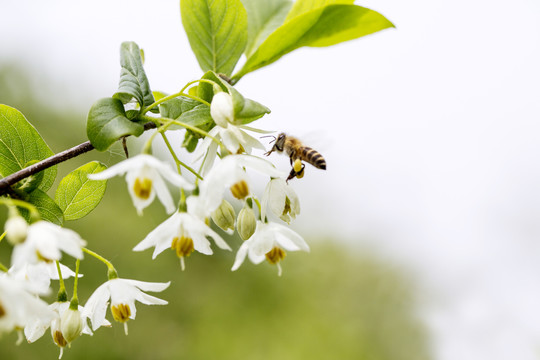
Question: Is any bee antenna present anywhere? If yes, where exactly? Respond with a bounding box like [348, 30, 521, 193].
[261, 135, 276, 144]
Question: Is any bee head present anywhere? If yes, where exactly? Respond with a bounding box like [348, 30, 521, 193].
[275, 133, 286, 151]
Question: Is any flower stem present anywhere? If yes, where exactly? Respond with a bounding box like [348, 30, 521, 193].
[179, 188, 187, 212]
[160, 132, 203, 180]
[0, 198, 40, 220]
[56, 261, 68, 302]
[70, 259, 80, 309]
[82, 247, 118, 279]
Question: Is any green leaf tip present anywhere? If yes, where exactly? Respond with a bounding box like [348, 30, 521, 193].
[113, 41, 157, 113]
[232, 3, 394, 82]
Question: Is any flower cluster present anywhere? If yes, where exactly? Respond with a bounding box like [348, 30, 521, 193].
[0, 215, 170, 358]
[0, 88, 314, 357]
[86, 90, 311, 276]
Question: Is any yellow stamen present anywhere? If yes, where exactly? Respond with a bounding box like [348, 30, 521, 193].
[53, 330, 67, 348]
[171, 236, 195, 258]
[265, 246, 286, 264]
[36, 250, 53, 263]
[133, 177, 153, 200]
[230, 180, 249, 199]
[111, 303, 131, 323]
[282, 197, 291, 217]
[236, 144, 246, 154]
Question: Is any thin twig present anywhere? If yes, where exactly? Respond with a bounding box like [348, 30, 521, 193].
[0, 122, 156, 196]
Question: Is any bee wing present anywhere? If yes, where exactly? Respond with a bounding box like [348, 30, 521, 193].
[295, 130, 333, 153]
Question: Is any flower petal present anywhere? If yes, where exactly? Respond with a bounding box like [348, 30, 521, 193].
[87, 155, 144, 180]
[236, 128, 266, 151]
[234, 155, 286, 178]
[83, 284, 111, 331]
[231, 242, 250, 271]
[147, 157, 194, 190]
[221, 128, 241, 154]
[187, 215, 231, 251]
[133, 213, 180, 258]
[123, 279, 171, 293]
[151, 170, 177, 214]
[268, 223, 310, 252]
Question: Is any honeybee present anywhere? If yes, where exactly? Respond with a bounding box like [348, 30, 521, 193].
[264, 133, 326, 181]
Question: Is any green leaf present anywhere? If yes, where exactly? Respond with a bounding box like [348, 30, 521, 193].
[113, 42, 157, 113]
[284, 0, 353, 22]
[55, 161, 107, 221]
[0, 105, 56, 192]
[181, 0, 248, 75]
[23, 189, 64, 225]
[86, 97, 144, 151]
[232, 4, 394, 82]
[177, 105, 213, 127]
[241, 0, 292, 58]
[227, 86, 270, 125]
[159, 96, 200, 120]
[197, 71, 229, 104]
[182, 131, 199, 152]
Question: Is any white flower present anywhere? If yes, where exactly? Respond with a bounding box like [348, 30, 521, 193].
[231, 221, 309, 276]
[10, 221, 86, 270]
[199, 155, 285, 213]
[9, 262, 82, 296]
[194, 93, 266, 175]
[25, 301, 97, 359]
[25, 301, 94, 342]
[262, 178, 301, 223]
[83, 278, 170, 335]
[88, 154, 194, 215]
[133, 209, 231, 270]
[0, 273, 55, 336]
[196, 127, 266, 175]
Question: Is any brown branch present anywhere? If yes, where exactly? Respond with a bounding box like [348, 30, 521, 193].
[0, 122, 157, 197]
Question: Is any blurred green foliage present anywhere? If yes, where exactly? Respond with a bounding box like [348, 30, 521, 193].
[0, 65, 431, 360]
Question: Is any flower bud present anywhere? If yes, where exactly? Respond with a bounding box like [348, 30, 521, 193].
[237, 206, 256, 240]
[60, 308, 83, 344]
[5, 215, 28, 245]
[211, 200, 236, 233]
[210, 92, 234, 127]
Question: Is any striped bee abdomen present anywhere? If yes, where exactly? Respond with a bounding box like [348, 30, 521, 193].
[299, 147, 326, 170]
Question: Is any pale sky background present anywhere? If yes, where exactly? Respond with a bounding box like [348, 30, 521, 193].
[2, 0, 540, 359]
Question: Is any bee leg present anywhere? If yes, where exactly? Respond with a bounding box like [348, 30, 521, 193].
[264, 148, 274, 156]
[286, 168, 297, 182]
